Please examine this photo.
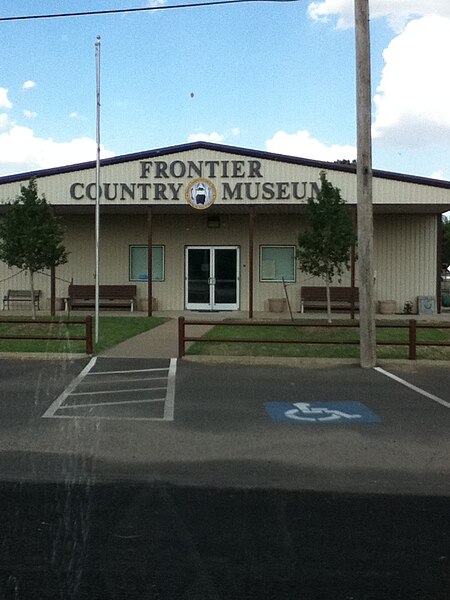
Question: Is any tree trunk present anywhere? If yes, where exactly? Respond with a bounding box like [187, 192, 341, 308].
[29, 270, 36, 320]
[326, 278, 332, 324]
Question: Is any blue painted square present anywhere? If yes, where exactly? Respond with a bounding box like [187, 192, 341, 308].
[265, 401, 380, 424]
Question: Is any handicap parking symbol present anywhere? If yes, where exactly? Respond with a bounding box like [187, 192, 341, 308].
[265, 401, 380, 424]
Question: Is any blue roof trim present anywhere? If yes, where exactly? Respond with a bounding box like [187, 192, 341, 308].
[1, 140, 449, 190]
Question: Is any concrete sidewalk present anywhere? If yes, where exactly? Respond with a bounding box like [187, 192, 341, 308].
[101, 318, 180, 358]
[100, 313, 222, 359]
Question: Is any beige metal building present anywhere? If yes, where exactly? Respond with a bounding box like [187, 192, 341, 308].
[0, 142, 449, 315]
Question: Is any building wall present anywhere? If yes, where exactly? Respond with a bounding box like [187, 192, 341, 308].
[373, 214, 437, 313]
[0, 211, 438, 313]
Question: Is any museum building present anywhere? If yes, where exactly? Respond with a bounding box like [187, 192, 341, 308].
[0, 141, 449, 315]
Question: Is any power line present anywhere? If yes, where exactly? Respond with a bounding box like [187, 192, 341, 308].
[0, 0, 300, 23]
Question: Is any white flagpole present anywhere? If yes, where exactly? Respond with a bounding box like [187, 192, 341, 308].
[95, 35, 101, 344]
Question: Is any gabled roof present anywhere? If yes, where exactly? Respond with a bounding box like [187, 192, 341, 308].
[1, 140, 450, 191]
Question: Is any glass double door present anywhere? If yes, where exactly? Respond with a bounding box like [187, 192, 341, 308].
[186, 246, 240, 310]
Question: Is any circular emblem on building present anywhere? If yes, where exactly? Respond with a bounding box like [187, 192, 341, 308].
[185, 178, 216, 210]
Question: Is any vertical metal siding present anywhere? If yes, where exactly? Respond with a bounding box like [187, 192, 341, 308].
[0, 211, 439, 312]
[374, 214, 436, 311]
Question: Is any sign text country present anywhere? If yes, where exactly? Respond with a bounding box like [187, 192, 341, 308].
[69, 180, 319, 202]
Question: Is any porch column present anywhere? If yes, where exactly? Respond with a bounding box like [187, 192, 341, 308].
[248, 208, 254, 319]
[351, 207, 357, 320]
[437, 214, 442, 314]
[147, 206, 153, 317]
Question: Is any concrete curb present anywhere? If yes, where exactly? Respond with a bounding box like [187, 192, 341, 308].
[0, 352, 86, 361]
[183, 355, 450, 368]
[183, 355, 360, 368]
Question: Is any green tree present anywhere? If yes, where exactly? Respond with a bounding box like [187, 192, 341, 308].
[442, 216, 450, 271]
[0, 178, 68, 319]
[334, 159, 357, 166]
[297, 171, 356, 323]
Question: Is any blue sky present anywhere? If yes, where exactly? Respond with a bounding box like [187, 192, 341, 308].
[1, 0, 450, 181]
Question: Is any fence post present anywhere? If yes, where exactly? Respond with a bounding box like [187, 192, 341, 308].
[408, 319, 417, 360]
[86, 315, 93, 354]
[178, 317, 186, 358]
[178, 316, 185, 358]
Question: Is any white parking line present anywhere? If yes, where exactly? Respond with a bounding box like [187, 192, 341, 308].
[43, 358, 177, 421]
[164, 358, 177, 421]
[58, 398, 166, 409]
[88, 368, 169, 376]
[42, 356, 97, 418]
[70, 386, 167, 396]
[374, 366, 450, 409]
[77, 376, 168, 385]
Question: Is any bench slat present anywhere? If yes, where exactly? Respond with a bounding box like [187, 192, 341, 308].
[67, 285, 137, 312]
[301, 286, 359, 312]
[3, 289, 41, 310]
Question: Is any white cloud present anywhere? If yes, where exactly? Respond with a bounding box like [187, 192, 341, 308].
[187, 128, 240, 144]
[265, 130, 356, 162]
[187, 131, 225, 143]
[431, 170, 445, 180]
[69, 111, 87, 121]
[0, 124, 115, 176]
[0, 88, 12, 109]
[307, 4, 450, 149]
[22, 80, 36, 90]
[23, 110, 37, 119]
[308, 0, 354, 29]
[372, 16, 450, 145]
[0, 114, 8, 129]
[147, 0, 167, 7]
[307, 0, 450, 32]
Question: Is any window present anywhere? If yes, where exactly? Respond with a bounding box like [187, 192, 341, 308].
[260, 245, 296, 282]
[129, 245, 164, 281]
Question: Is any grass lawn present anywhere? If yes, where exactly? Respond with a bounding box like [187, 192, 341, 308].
[0, 316, 167, 354]
[186, 320, 450, 360]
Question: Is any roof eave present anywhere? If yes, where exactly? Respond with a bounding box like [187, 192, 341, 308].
[0, 140, 449, 191]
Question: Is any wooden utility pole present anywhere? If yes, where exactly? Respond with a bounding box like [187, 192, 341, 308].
[355, 0, 376, 367]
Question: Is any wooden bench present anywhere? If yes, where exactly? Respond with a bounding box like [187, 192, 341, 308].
[2, 289, 41, 310]
[300, 286, 359, 313]
[66, 285, 137, 312]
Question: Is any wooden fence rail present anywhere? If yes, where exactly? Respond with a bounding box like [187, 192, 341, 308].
[178, 317, 450, 360]
[0, 315, 93, 354]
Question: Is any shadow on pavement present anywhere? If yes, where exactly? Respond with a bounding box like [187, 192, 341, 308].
[0, 479, 448, 599]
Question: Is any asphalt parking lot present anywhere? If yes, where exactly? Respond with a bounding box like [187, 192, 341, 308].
[1, 358, 449, 599]
[0, 357, 448, 495]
